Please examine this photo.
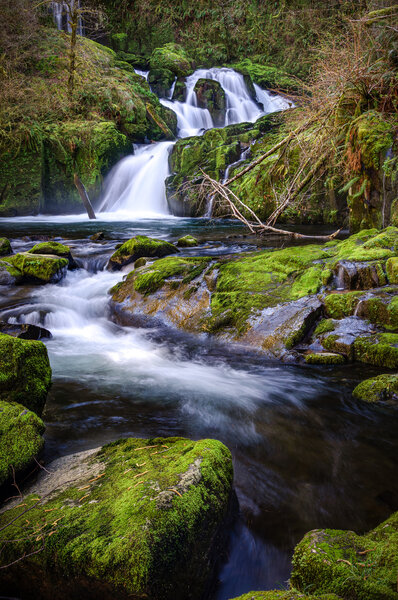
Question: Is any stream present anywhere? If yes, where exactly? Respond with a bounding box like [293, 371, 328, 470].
[1, 69, 397, 599]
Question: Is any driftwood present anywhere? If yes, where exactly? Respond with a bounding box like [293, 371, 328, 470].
[201, 171, 341, 241]
[73, 173, 96, 219]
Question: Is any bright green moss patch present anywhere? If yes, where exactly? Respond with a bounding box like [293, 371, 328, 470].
[177, 235, 198, 247]
[230, 58, 301, 93]
[0, 333, 51, 415]
[291, 511, 398, 600]
[353, 374, 398, 404]
[324, 292, 363, 318]
[150, 43, 193, 76]
[6, 253, 68, 283]
[354, 333, 398, 368]
[132, 257, 210, 295]
[108, 236, 178, 271]
[229, 591, 341, 600]
[0, 437, 233, 599]
[334, 228, 398, 262]
[0, 238, 12, 256]
[314, 319, 336, 336]
[29, 241, 71, 257]
[305, 353, 345, 365]
[0, 401, 45, 487]
[386, 257, 398, 283]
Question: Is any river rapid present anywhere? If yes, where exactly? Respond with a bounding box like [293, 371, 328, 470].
[1, 69, 397, 599]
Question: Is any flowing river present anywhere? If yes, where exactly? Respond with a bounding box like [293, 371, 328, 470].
[1, 69, 397, 599]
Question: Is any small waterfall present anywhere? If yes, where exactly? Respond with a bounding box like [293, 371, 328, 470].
[98, 142, 174, 216]
[335, 265, 345, 291]
[206, 146, 251, 218]
[99, 67, 290, 218]
[51, 1, 83, 36]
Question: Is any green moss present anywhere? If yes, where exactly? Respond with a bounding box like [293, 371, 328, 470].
[230, 592, 341, 600]
[230, 59, 301, 93]
[305, 353, 345, 365]
[0, 238, 12, 256]
[353, 374, 398, 403]
[0, 437, 233, 598]
[386, 257, 398, 284]
[149, 43, 193, 77]
[334, 228, 398, 262]
[6, 253, 68, 283]
[291, 511, 398, 599]
[354, 333, 398, 368]
[177, 235, 198, 247]
[108, 236, 178, 271]
[314, 319, 336, 336]
[0, 401, 45, 487]
[29, 241, 71, 258]
[131, 257, 210, 295]
[0, 333, 51, 415]
[324, 292, 363, 318]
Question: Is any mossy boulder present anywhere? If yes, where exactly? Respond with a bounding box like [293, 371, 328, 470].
[353, 374, 398, 404]
[107, 236, 179, 271]
[354, 333, 398, 368]
[230, 59, 302, 94]
[0, 333, 51, 416]
[5, 253, 68, 284]
[0, 238, 12, 256]
[229, 592, 341, 600]
[0, 401, 45, 488]
[0, 437, 234, 600]
[148, 67, 175, 98]
[194, 79, 226, 126]
[333, 260, 387, 290]
[29, 241, 77, 269]
[149, 43, 193, 77]
[305, 353, 345, 365]
[177, 235, 198, 247]
[386, 257, 398, 283]
[291, 511, 398, 599]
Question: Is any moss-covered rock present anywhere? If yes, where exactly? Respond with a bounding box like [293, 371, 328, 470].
[0, 437, 234, 600]
[149, 43, 193, 77]
[291, 511, 398, 599]
[29, 241, 76, 269]
[386, 257, 398, 283]
[354, 333, 398, 368]
[352, 374, 398, 404]
[0, 333, 51, 416]
[0, 322, 51, 340]
[148, 67, 175, 98]
[194, 79, 226, 126]
[5, 253, 68, 284]
[0, 401, 45, 488]
[229, 59, 302, 94]
[324, 292, 364, 319]
[229, 592, 341, 600]
[0, 261, 20, 285]
[107, 236, 179, 271]
[177, 235, 198, 247]
[305, 353, 345, 365]
[0, 238, 12, 256]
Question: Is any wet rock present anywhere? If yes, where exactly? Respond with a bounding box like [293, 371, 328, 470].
[149, 43, 193, 77]
[172, 77, 187, 101]
[0, 333, 52, 416]
[324, 287, 398, 331]
[0, 401, 45, 488]
[0, 261, 18, 286]
[29, 241, 77, 269]
[148, 67, 175, 98]
[319, 317, 374, 360]
[291, 511, 398, 599]
[90, 232, 105, 242]
[194, 78, 226, 126]
[5, 253, 69, 284]
[353, 374, 398, 404]
[107, 235, 179, 271]
[0, 238, 12, 256]
[305, 352, 345, 365]
[134, 257, 147, 269]
[0, 437, 234, 600]
[334, 259, 387, 290]
[177, 235, 198, 247]
[0, 321, 52, 340]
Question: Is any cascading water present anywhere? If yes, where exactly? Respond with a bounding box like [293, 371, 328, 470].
[100, 67, 290, 217]
[51, 1, 83, 36]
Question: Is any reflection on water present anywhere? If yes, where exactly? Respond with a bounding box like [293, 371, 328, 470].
[0, 219, 397, 599]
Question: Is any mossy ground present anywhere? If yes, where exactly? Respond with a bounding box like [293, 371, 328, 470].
[0, 401, 45, 487]
[0, 437, 233, 599]
[291, 511, 398, 599]
[0, 333, 51, 415]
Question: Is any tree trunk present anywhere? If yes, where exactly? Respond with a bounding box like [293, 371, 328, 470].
[73, 173, 96, 219]
[67, 7, 78, 99]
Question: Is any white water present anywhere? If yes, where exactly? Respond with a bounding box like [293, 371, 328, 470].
[99, 67, 290, 217]
[51, 1, 83, 36]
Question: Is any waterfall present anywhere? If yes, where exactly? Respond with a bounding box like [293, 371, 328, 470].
[51, 1, 83, 36]
[99, 68, 290, 218]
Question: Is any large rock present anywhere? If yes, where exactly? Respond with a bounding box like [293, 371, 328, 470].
[29, 241, 77, 269]
[0, 321, 52, 340]
[148, 67, 175, 97]
[291, 511, 398, 599]
[107, 236, 179, 271]
[5, 253, 68, 284]
[0, 333, 52, 416]
[0, 437, 234, 600]
[194, 78, 226, 126]
[353, 374, 398, 404]
[354, 333, 398, 368]
[0, 401, 45, 488]
[149, 43, 193, 77]
[334, 260, 387, 290]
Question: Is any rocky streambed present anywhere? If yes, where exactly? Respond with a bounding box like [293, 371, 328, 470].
[0, 220, 397, 599]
